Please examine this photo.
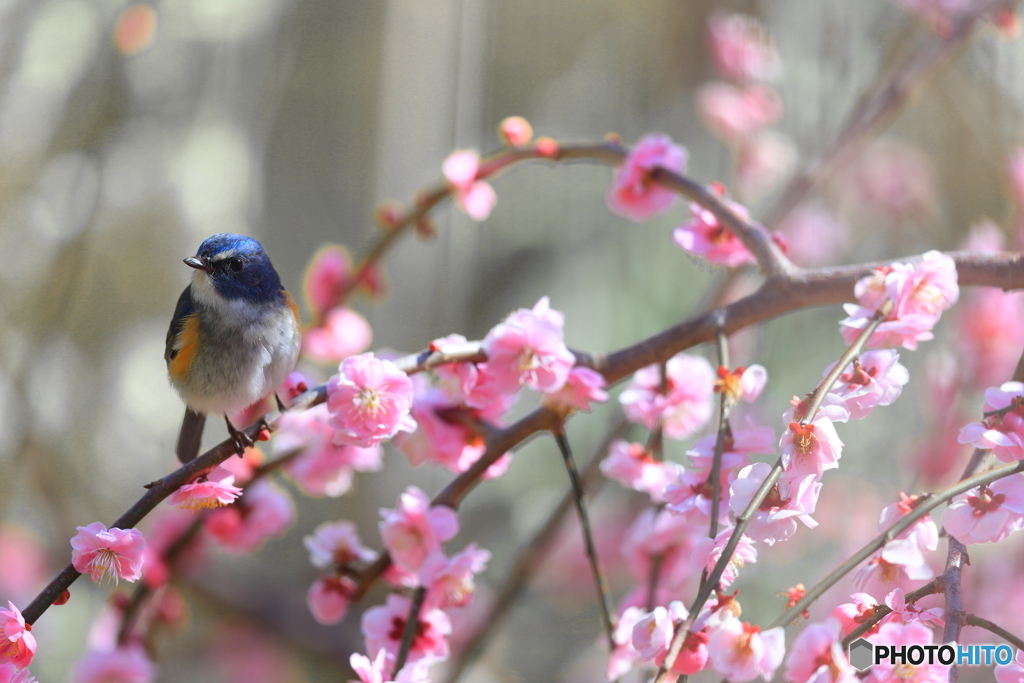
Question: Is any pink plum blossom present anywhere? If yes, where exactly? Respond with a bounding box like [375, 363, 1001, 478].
[687, 422, 775, 475]
[735, 131, 797, 201]
[824, 350, 909, 420]
[606, 134, 687, 222]
[780, 412, 844, 479]
[203, 480, 294, 553]
[942, 474, 1024, 544]
[608, 606, 646, 679]
[168, 466, 242, 511]
[0, 527, 47, 606]
[327, 353, 417, 448]
[442, 149, 497, 221]
[840, 251, 959, 350]
[958, 382, 1024, 462]
[996, 648, 1024, 683]
[844, 140, 938, 221]
[350, 650, 430, 683]
[783, 619, 856, 683]
[542, 366, 608, 414]
[302, 307, 373, 364]
[361, 593, 452, 666]
[140, 507, 205, 589]
[619, 353, 715, 439]
[601, 440, 684, 503]
[832, 593, 880, 637]
[380, 486, 459, 575]
[420, 544, 490, 610]
[672, 192, 759, 268]
[854, 539, 934, 595]
[707, 12, 782, 82]
[707, 617, 785, 682]
[864, 621, 948, 683]
[0, 603, 34, 670]
[304, 520, 377, 569]
[630, 602, 710, 675]
[664, 467, 734, 527]
[957, 287, 1024, 389]
[878, 493, 938, 555]
[394, 384, 510, 480]
[278, 404, 382, 497]
[730, 463, 820, 545]
[778, 204, 849, 267]
[715, 364, 768, 408]
[302, 244, 351, 320]
[621, 508, 702, 592]
[632, 601, 687, 662]
[70, 523, 146, 584]
[691, 529, 757, 589]
[697, 82, 783, 142]
[498, 116, 532, 147]
[307, 575, 355, 625]
[0, 663, 34, 683]
[482, 297, 575, 394]
[72, 646, 155, 683]
[433, 349, 517, 420]
[883, 588, 944, 628]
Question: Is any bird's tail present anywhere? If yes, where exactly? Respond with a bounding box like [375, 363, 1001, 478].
[176, 408, 206, 463]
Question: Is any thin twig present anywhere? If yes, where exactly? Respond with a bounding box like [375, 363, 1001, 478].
[764, 0, 1008, 229]
[709, 329, 732, 541]
[553, 427, 616, 651]
[443, 418, 627, 683]
[964, 613, 1024, 651]
[655, 301, 892, 682]
[841, 579, 941, 646]
[772, 459, 1024, 629]
[394, 586, 427, 675]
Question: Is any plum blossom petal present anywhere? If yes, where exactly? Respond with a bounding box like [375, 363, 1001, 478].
[708, 617, 785, 682]
[483, 297, 575, 394]
[71, 646, 155, 683]
[942, 474, 1024, 544]
[601, 440, 684, 503]
[606, 134, 687, 223]
[361, 593, 452, 667]
[304, 520, 377, 569]
[783, 619, 856, 683]
[302, 307, 373, 364]
[619, 353, 715, 439]
[380, 486, 459, 575]
[327, 353, 417, 448]
[824, 350, 909, 420]
[168, 466, 242, 511]
[70, 523, 146, 584]
[0, 603, 34, 670]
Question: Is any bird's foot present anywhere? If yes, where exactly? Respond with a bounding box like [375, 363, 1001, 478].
[225, 417, 255, 456]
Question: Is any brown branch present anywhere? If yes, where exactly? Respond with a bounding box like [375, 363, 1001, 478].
[655, 295, 892, 682]
[24, 248, 1024, 626]
[840, 580, 942, 647]
[553, 427, 616, 651]
[442, 418, 627, 683]
[964, 613, 1024, 651]
[394, 586, 427, 675]
[764, 0, 1010, 229]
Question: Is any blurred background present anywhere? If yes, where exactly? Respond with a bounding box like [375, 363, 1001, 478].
[1, 0, 1024, 680]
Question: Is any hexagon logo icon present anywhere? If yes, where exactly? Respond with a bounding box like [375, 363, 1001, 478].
[849, 638, 874, 671]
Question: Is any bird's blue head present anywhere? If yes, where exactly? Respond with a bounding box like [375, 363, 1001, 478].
[185, 233, 285, 304]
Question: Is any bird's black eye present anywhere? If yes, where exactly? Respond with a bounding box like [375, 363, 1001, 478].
[229, 258, 244, 272]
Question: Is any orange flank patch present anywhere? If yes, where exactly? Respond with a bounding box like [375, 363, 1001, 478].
[168, 314, 201, 382]
[283, 289, 301, 326]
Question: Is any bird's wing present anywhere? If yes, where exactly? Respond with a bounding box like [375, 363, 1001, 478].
[165, 285, 195, 364]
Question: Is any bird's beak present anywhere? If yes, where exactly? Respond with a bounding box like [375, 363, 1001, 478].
[183, 256, 213, 273]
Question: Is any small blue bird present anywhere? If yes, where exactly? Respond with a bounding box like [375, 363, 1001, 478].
[165, 233, 301, 463]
